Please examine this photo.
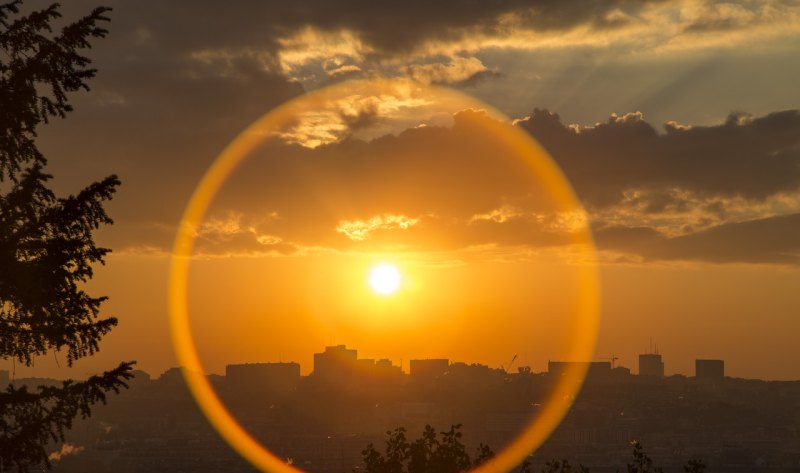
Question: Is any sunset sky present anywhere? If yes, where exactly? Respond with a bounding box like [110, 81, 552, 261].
[10, 0, 800, 381]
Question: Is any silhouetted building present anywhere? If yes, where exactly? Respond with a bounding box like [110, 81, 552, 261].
[410, 359, 449, 381]
[696, 359, 724, 379]
[226, 362, 300, 394]
[638, 354, 664, 377]
[15, 342, 800, 473]
[611, 366, 632, 378]
[358, 358, 376, 374]
[128, 369, 152, 389]
[313, 345, 359, 381]
[548, 361, 612, 380]
[158, 367, 185, 384]
[375, 358, 403, 379]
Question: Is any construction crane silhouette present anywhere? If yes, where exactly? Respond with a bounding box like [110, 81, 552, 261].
[600, 354, 619, 369]
[502, 354, 518, 373]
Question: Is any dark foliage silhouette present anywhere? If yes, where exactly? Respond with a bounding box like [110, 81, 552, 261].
[0, 1, 133, 470]
[626, 440, 664, 473]
[625, 441, 705, 473]
[538, 459, 589, 473]
[361, 429, 707, 473]
[360, 424, 494, 473]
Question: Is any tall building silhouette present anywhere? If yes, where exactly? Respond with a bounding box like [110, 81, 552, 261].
[548, 361, 612, 380]
[374, 358, 404, 379]
[409, 359, 449, 381]
[225, 362, 300, 394]
[313, 345, 359, 382]
[695, 359, 724, 379]
[638, 354, 664, 377]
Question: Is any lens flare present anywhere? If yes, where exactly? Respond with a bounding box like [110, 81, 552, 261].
[169, 78, 600, 473]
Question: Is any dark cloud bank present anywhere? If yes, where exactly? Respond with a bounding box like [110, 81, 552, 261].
[518, 109, 800, 265]
[174, 109, 800, 266]
[30, 1, 800, 266]
[519, 109, 800, 205]
[60, 0, 655, 54]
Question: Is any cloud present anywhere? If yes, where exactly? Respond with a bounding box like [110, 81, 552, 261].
[682, 2, 760, 33]
[262, 106, 800, 264]
[43, 0, 800, 111]
[256, 1, 800, 88]
[54, 1, 800, 93]
[28, 3, 799, 265]
[595, 213, 800, 265]
[337, 214, 421, 241]
[189, 213, 300, 257]
[515, 108, 800, 264]
[121, 108, 582, 258]
[469, 205, 525, 224]
[517, 108, 800, 208]
[49, 443, 84, 462]
[276, 27, 373, 78]
[405, 57, 499, 87]
[275, 92, 434, 148]
[94, 98, 800, 266]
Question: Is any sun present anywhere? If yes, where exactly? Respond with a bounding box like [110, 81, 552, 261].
[369, 264, 401, 295]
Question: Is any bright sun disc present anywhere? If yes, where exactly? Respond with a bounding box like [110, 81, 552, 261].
[369, 264, 401, 295]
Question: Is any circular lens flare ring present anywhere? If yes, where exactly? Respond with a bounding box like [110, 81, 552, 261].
[168, 78, 601, 473]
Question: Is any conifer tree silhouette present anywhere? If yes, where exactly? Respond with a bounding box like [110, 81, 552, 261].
[0, 1, 133, 470]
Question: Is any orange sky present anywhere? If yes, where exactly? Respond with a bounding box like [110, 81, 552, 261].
[4, 0, 800, 382]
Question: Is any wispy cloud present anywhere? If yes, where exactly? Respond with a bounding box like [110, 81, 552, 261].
[337, 214, 421, 241]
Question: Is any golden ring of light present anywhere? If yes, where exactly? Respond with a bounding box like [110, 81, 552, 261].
[168, 78, 601, 473]
[369, 263, 401, 295]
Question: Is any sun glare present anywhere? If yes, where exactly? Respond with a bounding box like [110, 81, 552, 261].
[369, 264, 401, 295]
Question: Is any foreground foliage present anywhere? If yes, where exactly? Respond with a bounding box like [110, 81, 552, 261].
[360, 424, 494, 473]
[1, 1, 133, 470]
[361, 427, 706, 473]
